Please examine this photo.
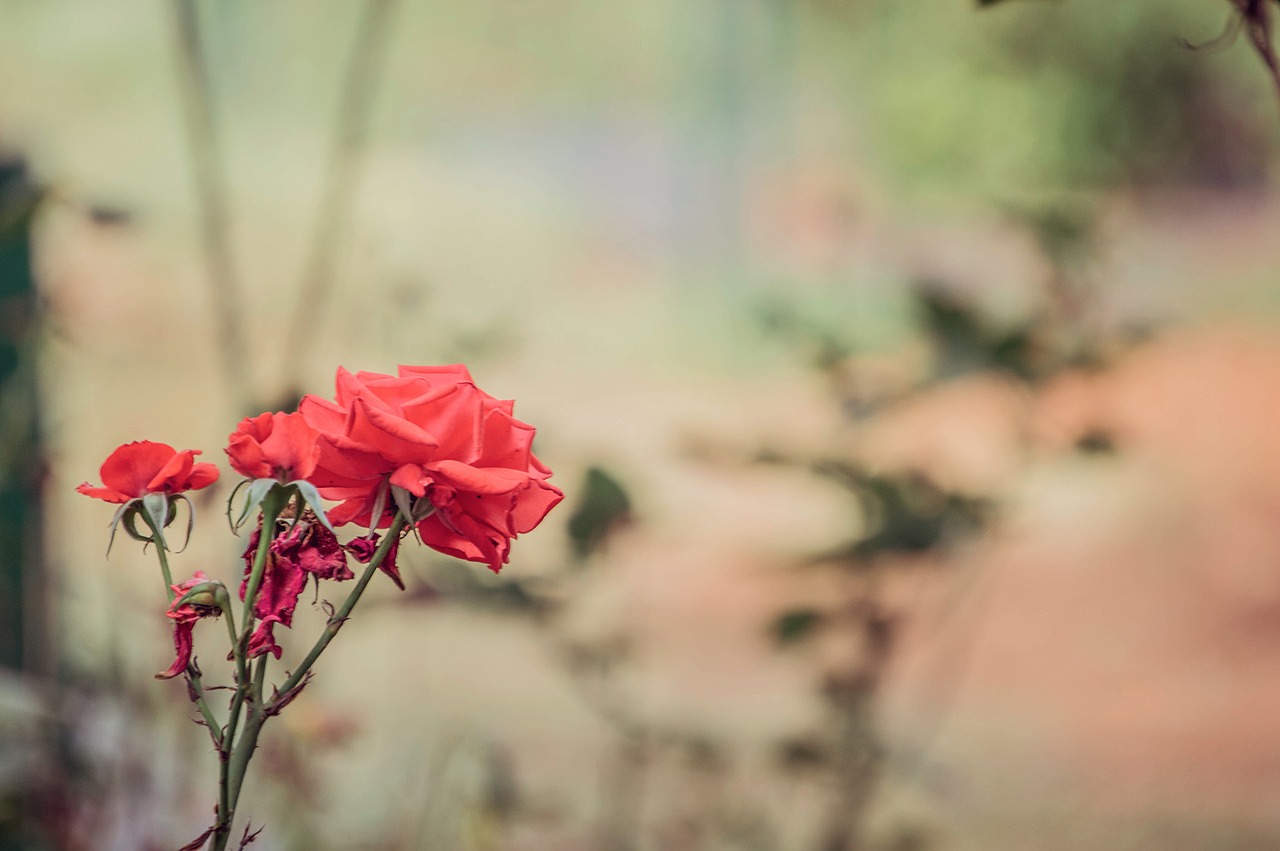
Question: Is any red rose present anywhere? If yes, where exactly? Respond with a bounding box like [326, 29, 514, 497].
[226, 411, 322, 482]
[76, 441, 219, 503]
[299, 365, 562, 573]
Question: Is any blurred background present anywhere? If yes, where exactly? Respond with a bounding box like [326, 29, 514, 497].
[4, 0, 1280, 848]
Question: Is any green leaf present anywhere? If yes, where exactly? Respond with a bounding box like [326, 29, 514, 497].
[292, 480, 335, 535]
[771, 609, 824, 647]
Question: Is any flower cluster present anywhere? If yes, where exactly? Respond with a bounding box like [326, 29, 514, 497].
[76, 364, 562, 847]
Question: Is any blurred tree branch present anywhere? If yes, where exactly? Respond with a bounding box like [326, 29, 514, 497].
[280, 0, 402, 398]
[980, 0, 1280, 119]
[169, 0, 250, 413]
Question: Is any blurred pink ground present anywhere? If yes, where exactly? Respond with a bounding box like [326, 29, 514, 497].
[874, 326, 1280, 822]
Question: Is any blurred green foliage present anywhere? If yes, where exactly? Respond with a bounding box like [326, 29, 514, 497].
[566, 466, 632, 560]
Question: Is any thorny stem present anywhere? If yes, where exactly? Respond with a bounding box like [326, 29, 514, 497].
[213, 504, 405, 848]
[273, 512, 407, 701]
[212, 491, 286, 851]
[227, 656, 269, 803]
[139, 510, 222, 741]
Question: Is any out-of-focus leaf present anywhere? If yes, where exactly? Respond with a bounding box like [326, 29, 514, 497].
[772, 608, 824, 646]
[774, 735, 831, 772]
[86, 203, 133, 227]
[1075, 429, 1116, 455]
[567, 466, 632, 560]
[812, 462, 988, 562]
[914, 284, 1045, 382]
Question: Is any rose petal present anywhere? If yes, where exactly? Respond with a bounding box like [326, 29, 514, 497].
[147, 449, 196, 493]
[75, 483, 132, 504]
[100, 441, 178, 499]
[512, 479, 565, 534]
[347, 397, 439, 464]
[432, 459, 527, 494]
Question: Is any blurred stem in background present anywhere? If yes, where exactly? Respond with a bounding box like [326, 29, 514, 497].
[0, 156, 46, 676]
[169, 0, 251, 414]
[168, 0, 401, 413]
[0, 155, 51, 851]
[280, 0, 401, 400]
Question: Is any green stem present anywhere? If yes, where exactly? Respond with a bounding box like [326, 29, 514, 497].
[272, 513, 406, 703]
[213, 490, 287, 850]
[140, 508, 221, 740]
[225, 655, 269, 816]
[144, 513, 176, 599]
[239, 487, 291, 634]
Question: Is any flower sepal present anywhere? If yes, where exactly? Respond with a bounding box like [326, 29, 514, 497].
[157, 570, 226, 680]
[174, 577, 233, 617]
[108, 492, 194, 555]
[229, 477, 335, 536]
[390, 484, 437, 526]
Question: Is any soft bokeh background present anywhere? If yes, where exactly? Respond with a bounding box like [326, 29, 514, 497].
[5, 0, 1280, 849]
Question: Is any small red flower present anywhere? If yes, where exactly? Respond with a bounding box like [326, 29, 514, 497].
[76, 441, 219, 504]
[158, 571, 221, 680]
[240, 512, 353, 659]
[226, 411, 322, 482]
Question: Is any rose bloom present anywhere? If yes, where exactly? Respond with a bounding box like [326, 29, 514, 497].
[299, 365, 562, 572]
[225, 411, 322, 482]
[76, 441, 219, 504]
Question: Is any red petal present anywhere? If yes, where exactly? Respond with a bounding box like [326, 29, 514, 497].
[360, 371, 433, 410]
[417, 514, 485, 563]
[389, 463, 430, 497]
[475, 408, 535, 471]
[147, 448, 196, 492]
[226, 414, 274, 479]
[299, 393, 348, 434]
[248, 617, 283, 659]
[186, 462, 221, 490]
[347, 397, 438, 464]
[401, 383, 484, 462]
[511, 479, 564, 534]
[336, 366, 395, 413]
[420, 510, 509, 573]
[398, 363, 474, 383]
[100, 441, 176, 498]
[432, 460, 527, 494]
[311, 436, 388, 485]
[261, 412, 321, 480]
[157, 620, 196, 679]
[75, 483, 132, 503]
